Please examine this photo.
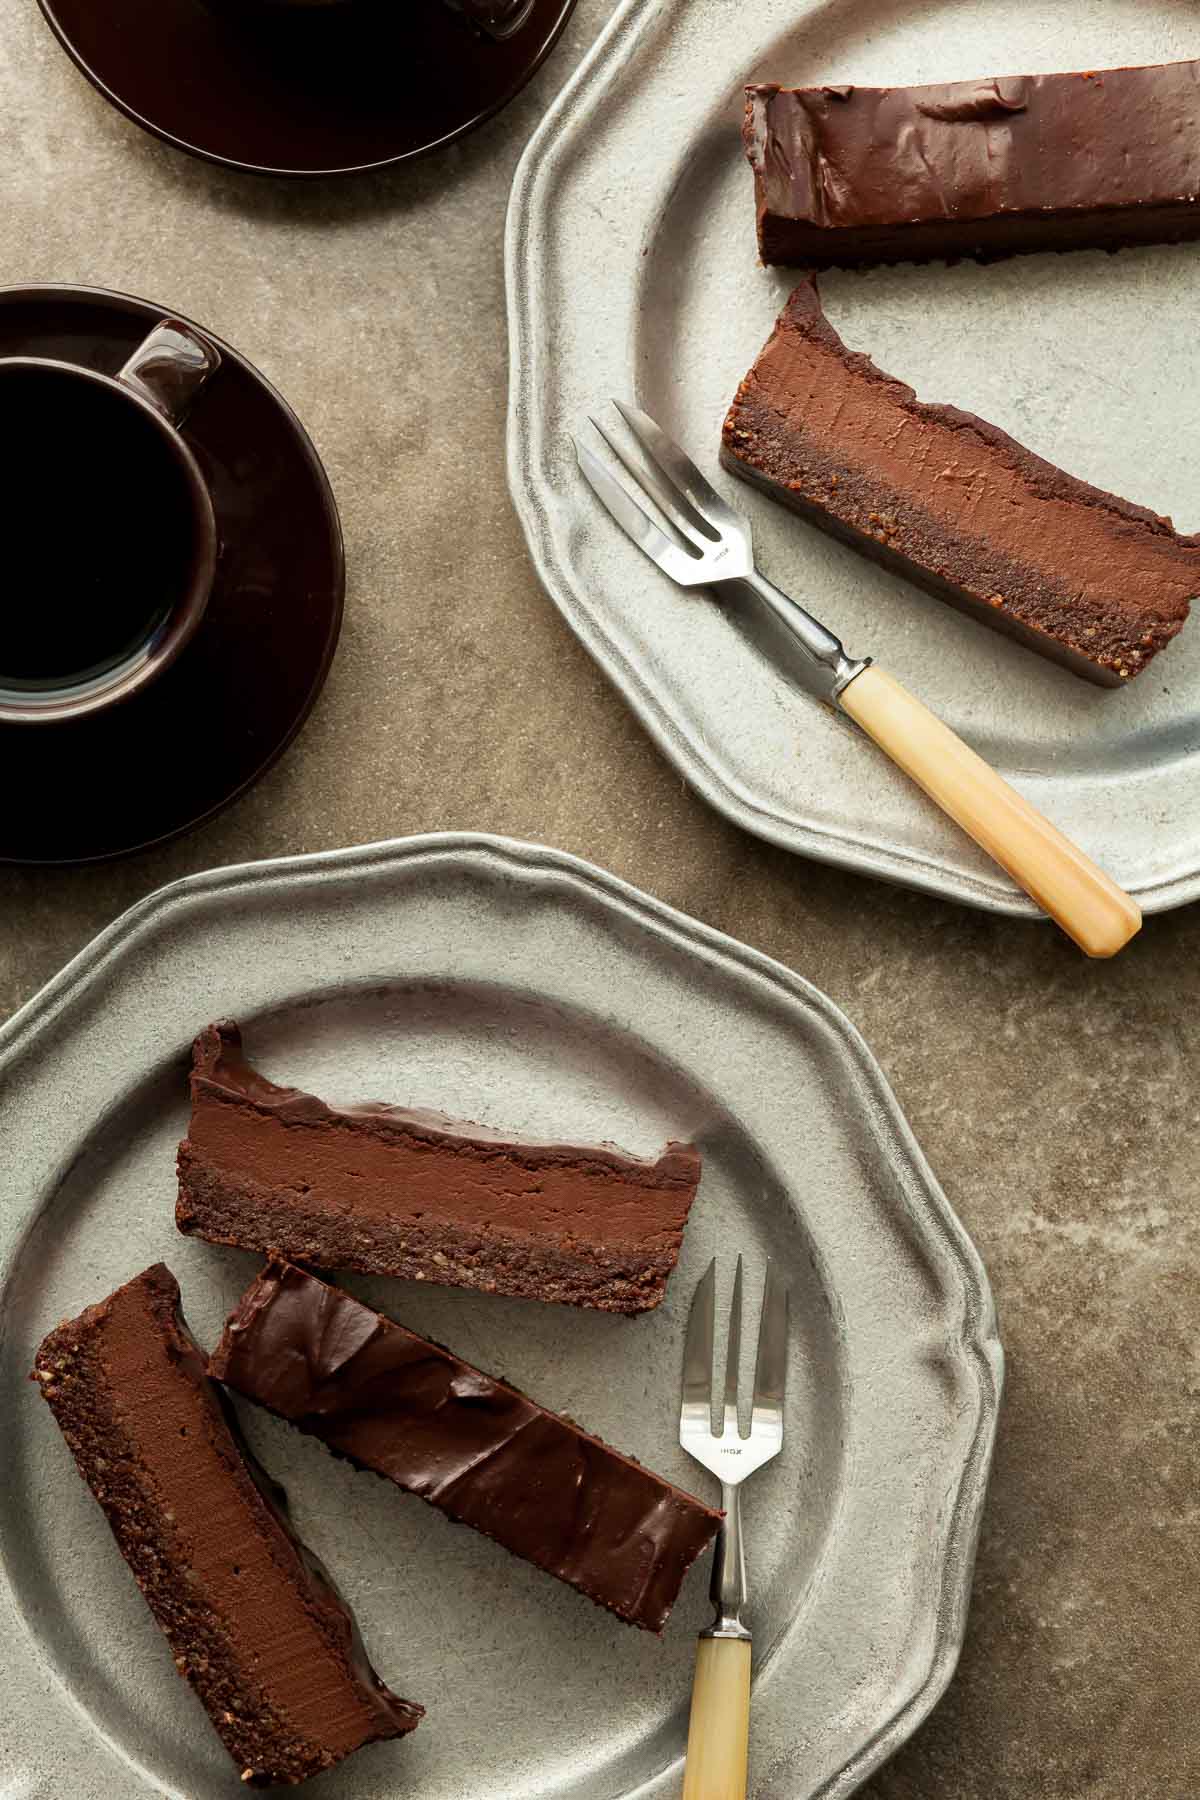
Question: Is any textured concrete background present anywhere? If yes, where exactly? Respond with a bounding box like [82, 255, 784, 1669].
[2, 2, 1198, 1796]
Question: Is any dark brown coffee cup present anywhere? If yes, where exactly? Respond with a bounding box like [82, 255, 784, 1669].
[0, 319, 220, 725]
[206, 0, 355, 12]
[213, 0, 534, 35]
[441, 0, 536, 38]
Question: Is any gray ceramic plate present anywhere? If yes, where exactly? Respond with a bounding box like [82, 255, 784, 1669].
[506, 0, 1200, 917]
[0, 835, 1000, 1798]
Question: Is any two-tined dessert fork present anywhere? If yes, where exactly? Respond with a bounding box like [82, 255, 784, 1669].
[678, 1256, 788, 1800]
[576, 403, 1141, 959]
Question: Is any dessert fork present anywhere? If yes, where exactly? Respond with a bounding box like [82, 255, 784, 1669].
[575, 403, 1142, 959]
[678, 1256, 787, 1800]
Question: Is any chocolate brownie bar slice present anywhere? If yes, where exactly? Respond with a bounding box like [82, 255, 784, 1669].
[32, 1264, 421, 1787]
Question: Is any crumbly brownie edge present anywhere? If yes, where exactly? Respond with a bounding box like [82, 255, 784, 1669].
[720, 423, 1167, 684]
[755, 196, 1200, 268]
[721, 289, 1194, 683]
[177, 1153, 680, 1313]
[31, 1318, 338, 1786]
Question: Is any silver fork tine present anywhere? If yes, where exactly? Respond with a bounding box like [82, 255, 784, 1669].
[721, 1254, 744, 1440]
[574, 439, 699, 585]
[613, 399, 744, 536]
[677, 1258, 787, 1795]
[752, 1260, 789, 1429]
[681, 1255, 717, 1425]
[588, 414, 714, 553]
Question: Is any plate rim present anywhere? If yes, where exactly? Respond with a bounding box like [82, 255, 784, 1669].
[502, 0, 1200, 920]
[33, 0, 578, 178]
[0, 829, 1003, 1799]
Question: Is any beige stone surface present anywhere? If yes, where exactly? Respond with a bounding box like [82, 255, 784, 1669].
[2, 3, 1198, 1795]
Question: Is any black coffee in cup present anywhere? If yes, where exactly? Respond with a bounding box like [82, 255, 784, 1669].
[3, 366, 200, 689]
[0, 319, 220, 725]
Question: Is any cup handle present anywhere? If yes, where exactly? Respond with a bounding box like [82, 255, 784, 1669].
[117, 319, 221, 429]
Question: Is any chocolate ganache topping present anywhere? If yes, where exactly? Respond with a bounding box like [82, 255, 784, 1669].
[913, 78, 1028, 123]
[745, 59, 1200, 266]
[211, 1263, 721, 1633]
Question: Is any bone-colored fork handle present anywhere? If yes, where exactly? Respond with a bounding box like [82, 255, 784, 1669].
[838, 667, 1141, 958]
[682, 1637, 751, 1800]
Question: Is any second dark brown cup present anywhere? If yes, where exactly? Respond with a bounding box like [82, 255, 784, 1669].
[212, 0, 537, 37]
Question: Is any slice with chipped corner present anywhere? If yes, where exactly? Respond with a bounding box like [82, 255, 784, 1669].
[177, 1021, 702, 1312]
[721, 278, 1198, 684]
[210, 1261, 722, 1632]
[31, 1263, 421, 1787]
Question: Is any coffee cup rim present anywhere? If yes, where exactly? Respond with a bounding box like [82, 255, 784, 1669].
[0, 355, 218, 726]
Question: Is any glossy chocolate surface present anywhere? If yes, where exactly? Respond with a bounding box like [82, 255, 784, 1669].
[210, 1262, 722, 1632]
[37, 0, 576, 178]
[0, 286, 342, 863]
[722, 279, 1198, 683]
[746, 59, 1200, 266]
[32, 1264, 420, 1786]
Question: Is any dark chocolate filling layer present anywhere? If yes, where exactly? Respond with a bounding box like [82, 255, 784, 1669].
[721, 280, 1198, 683]
[179, 1155, 679, 1308]
[32, 1264, 420, 1788]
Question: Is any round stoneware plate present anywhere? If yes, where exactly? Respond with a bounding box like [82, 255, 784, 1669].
[0, 835, 1000, 1798]
[507, 0, 1200, 917]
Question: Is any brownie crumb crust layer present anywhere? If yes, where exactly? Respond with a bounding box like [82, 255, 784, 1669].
[745, 60, 1200, 268]
[32, 1264, 421, 1788]
[721, 279, 1198, 684]
[211, 1261, 722, 1633]
[177, 1022, 702, 1313]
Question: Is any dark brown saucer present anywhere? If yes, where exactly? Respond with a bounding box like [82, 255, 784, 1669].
[0, 286, 343, 864]
[35, 0, 577, 178]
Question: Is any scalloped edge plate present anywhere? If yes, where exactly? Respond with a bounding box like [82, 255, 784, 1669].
[0, 834, 1001, 1797]
[505, 0, 1200, 917]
